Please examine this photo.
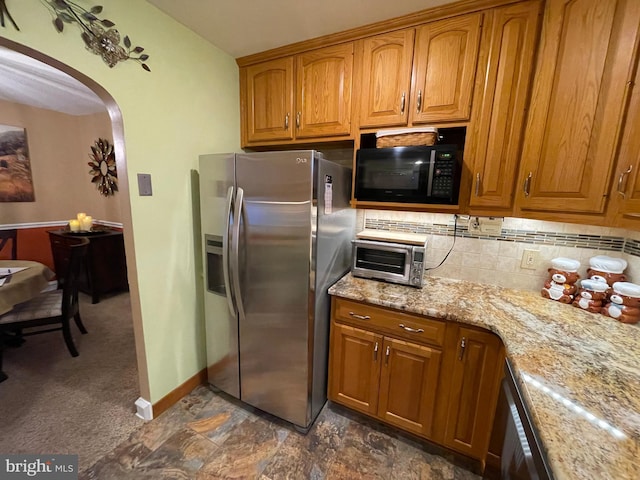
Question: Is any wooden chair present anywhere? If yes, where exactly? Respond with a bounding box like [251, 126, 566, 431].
[0, 237, 89, 382]
[0, 229, 17, 260]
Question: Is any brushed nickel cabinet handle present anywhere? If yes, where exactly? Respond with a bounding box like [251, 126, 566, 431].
[284, 113, 289, 130]
[296, 111, 301, 129]
[399, 323, 424, 333]
[523, 172, 532, 197]
[374, 341, 379, 361]
[416, 90, 422, 113]
[385, 345, 390, 365]
[617, 165, 633, 198]
[458, 337, 467, 361]
[349, 312, 370, 320]
[475, 173, 481, 197]
[400, 92, 406, 114]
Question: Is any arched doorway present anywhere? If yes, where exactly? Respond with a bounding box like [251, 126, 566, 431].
[0, 36, 149, 469]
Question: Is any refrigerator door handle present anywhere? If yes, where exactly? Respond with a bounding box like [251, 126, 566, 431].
[231, 187, 246, 322]
[223, 186, 236, 316]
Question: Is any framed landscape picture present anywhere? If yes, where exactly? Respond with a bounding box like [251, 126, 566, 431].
[0, 124, 35, 202]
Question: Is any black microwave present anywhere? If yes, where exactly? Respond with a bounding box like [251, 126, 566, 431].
[354, 145, 460, 204]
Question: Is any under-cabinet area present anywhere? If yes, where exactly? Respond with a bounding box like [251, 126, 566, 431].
[328, 296, 504, 464]
[237, 0, 640, 228]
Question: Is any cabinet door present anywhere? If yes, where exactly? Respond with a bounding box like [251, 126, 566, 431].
[612, 56, 640, 219]
[244, 57, 294, 143]
[443, 327, 502, 459]
[467, 1, 542, 209]
[328, 323, 382, 416]
[411, 13, 482, 123]
[377, 337, 442, 438]
[296, 44, 353, 138]
[516, 0, 640, 214]
[359, 30, 415, 128]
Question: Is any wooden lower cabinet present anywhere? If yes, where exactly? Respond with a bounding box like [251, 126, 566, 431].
[329, 322, 442, 438]
[378, 337, 442, 437]
[441, 326, 504, 459]
[328, 297, 504, 463]
[329, 323, 382, 416]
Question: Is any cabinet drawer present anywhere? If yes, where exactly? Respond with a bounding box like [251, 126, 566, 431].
[333, 298, 445, 347]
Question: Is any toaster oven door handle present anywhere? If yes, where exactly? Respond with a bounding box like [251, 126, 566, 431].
[349, 312, 371, 321]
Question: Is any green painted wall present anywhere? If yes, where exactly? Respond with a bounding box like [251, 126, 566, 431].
[1, 0, 241, 402]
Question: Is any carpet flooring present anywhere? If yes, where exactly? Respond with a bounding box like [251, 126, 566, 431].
[0, 291, 143, 472]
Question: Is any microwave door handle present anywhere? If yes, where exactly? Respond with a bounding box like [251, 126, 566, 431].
[426, 149, 436, 197]
[231, 187, 246, 323]
[223, 186, 236, 316]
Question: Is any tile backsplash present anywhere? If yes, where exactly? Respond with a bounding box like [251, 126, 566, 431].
[357, 210, 640, 292]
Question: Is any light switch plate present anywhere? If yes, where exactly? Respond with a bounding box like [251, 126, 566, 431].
[137, 173, 152, 196]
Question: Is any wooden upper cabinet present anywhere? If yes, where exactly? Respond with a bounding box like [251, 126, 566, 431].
[358, 30, 415, 128]
[467, 0, 543, 210]
[611, 56, 640, 221]
[411, 13, 482, 124]
[295, 43, 353, 138]
[443, 326, 502, 459]
[516, 0, 640, 214]
[244, 57, 294, 143]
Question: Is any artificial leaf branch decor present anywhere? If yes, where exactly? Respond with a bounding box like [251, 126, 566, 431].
[0, 0, 19, 30]
[41, 0, 150, 71]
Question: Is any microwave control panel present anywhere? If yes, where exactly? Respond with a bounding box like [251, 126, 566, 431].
[430, 151, 457, 200]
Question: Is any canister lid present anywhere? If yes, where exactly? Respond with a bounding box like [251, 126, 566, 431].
[580, 279, 609, 293]
[589, 255, 627, 274]
[612, 282, 640, 297]
[550, 257, 580, 272]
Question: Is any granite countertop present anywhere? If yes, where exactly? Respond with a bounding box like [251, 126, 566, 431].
[328, 273, 640, 480]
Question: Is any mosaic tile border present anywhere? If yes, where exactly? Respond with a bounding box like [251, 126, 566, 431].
[364, 219, 629, 254]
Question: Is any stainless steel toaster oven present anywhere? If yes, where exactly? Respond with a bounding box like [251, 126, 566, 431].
[351, 238, 426, 288]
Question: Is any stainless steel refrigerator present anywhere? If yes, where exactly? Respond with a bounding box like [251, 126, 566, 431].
[198, 150, 355, 430]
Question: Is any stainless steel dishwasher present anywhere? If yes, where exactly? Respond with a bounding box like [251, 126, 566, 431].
[501, 360, 554, 480]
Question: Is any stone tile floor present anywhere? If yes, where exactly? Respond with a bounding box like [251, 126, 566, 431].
[81, 385, 482, 479]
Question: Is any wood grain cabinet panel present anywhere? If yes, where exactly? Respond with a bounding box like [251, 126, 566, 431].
[442, 326, 503, 459]
[467, 0, 542, 210]
[244, 57, 294, 143]
[516, 0, 640, 214]
[411, 13, 482, 123]
[378, 337, 442, 437]
[358, 30, 415, 128]
[295, 43, 353, 138]
[328, 323, 382, 416]
[611, 51, 640, 223]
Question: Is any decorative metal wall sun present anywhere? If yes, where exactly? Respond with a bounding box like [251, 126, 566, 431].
[88, 138, 118, 196]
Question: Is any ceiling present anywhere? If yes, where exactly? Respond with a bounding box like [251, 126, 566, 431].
[0, 46, 105, 116]
[147, 0, 455, 59]
[0, 0, 456, 116]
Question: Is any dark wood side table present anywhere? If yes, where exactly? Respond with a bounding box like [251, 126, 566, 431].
[48, 229, 128, 303]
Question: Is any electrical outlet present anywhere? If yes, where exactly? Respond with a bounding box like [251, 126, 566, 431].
[521, 249, 540, 270]
[468, 216, 481, 233]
